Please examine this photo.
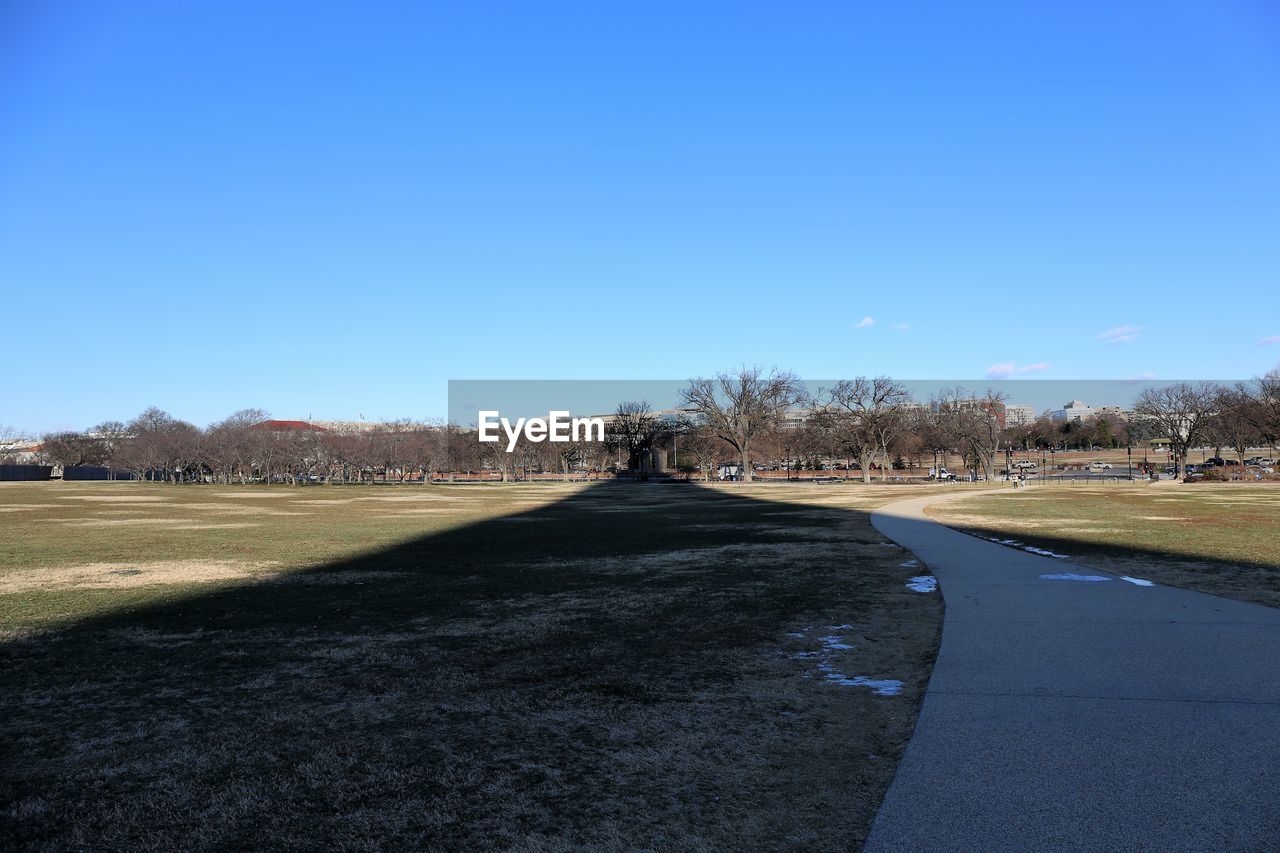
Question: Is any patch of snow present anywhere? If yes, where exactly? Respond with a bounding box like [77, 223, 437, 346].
[900, 559, 920, 568]
[1120, 576, 1155, 587]
[824, 674, 903, 695]
[905, 576, 937, 593]
[1022, 546, 1070, 559]
[1040, 573, 1112, 583]
[980, 534, 1074, 560]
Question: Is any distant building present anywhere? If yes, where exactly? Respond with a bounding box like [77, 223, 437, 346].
[940, 397, 1007, 429]
[1051, 401, 1096, 422]
[653, 407, 705, 427]
[1005, 405, 1036, 427]
[1095, 406, 1130, 421]
[0, 438, 42, 464]
[309, 420, 381, 433]
[779, 407, 820, 429]
[251, 420, 328, 432]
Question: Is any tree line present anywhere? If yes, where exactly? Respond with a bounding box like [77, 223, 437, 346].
[13, 367, 1280, 483]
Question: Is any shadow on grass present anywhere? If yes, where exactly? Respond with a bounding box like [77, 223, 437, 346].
[2, 482, 942, 850]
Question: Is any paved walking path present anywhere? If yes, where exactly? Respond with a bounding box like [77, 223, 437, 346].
[866, 489, 1280, 851]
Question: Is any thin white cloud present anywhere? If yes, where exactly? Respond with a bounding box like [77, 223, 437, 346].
[1260, 336, 1280, 346]
[1127, 372, 1157, 382]
[890, 322, 910, 331]
[985, 361, 1049, 379]
[854, 316, 876, 329]
[1098, 324, 1142, 344]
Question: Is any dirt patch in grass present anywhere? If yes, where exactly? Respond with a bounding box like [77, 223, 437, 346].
[54, 517, 201, 528]
[61, 495, 171, 503]
[1, 481, 944, 849]
[2, 560, 281, 592]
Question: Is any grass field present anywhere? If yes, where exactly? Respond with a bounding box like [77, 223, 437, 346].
[928, 484, 1280, 607]
[1, 480, 946, 849]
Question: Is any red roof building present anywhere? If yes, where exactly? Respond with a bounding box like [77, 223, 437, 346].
[250, 420, 328, 432]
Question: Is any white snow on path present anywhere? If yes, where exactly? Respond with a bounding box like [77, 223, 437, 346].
[1040, 573, 1112, 583]
[1023, 546, 1071, 559]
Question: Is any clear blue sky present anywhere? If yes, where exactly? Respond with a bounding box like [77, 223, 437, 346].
[3, 1, 1278, 433]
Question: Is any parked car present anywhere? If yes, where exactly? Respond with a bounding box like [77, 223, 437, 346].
[1087, 462, 1113, 470]
[929, 467, 957, 481]
[1013, 461, 1038, 470]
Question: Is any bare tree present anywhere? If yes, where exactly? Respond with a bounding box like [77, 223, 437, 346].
[607, 401, 660, 472]
[935, 388, 1007, 481]
[679, 367, 803, 482]
[113, 407, 193, 481]
[40, 431, 109, 468]
[1133, 382, 1219, 477]
[818, 377, 910, 482]
[0, 424, 24, 464]
[1211, 386, 1262, 466]
[476, 429, 514, 482]
[207, 409, 269, 484]
[401, 420, 446, 483]
[908, 405, 956, 477]
[1245, 368, 1280, 459]
[443, 424, 481, 482]
[678, 424, 728, 481]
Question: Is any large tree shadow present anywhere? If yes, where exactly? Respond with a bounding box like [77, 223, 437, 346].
[2, 483, 942, 850]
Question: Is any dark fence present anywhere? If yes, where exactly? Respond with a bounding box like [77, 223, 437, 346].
[0, 464, 53, 481]
[63, 466, 140, 481]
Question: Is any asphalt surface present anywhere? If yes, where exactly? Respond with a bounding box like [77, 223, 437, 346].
[866, 489, 1280, 852]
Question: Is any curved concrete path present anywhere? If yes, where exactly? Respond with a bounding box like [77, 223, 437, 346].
[866, 489, 1280, 851]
